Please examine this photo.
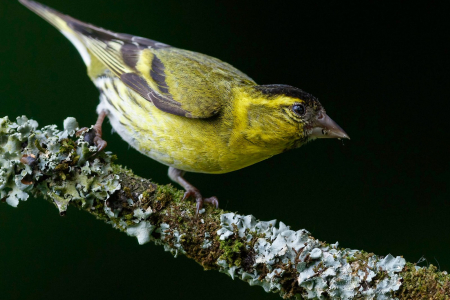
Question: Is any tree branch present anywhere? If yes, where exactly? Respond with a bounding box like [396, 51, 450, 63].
[1, 115, 449, 299]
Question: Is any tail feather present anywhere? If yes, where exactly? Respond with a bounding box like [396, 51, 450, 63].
[19, 0, 65, 29]
[19, 0, 92, 66]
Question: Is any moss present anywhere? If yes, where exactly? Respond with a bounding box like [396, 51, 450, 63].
[34, 139, 47, 153]
[395, 263, 450, 299]
[149, 186, 224, 269]
[279, 269, 305, 299]
[91, 199, 108, 219]
[123, 186, 133, 199]
[59, 139, 77, 154]
[153, 185, 175, 211]
[55, 163, 69, 172]
[72, 155, 80, 165]
[219, 239, 245, 267]
[346, 250, 374, 264]
[111, 163, 133, 177]
[140, 188, 155, 210]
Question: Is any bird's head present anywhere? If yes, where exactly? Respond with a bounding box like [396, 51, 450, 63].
[236, 84, 349, 152]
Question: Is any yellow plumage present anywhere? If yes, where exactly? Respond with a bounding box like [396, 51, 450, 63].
[19, 0, 349, 212]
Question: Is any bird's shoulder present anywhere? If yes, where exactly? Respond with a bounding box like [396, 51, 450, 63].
[140, 47, 256, 118]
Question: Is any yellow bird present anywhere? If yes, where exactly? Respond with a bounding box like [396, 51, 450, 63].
[19, 0, 349, 213]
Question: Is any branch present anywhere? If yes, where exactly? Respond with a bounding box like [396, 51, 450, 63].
[1, 115, 449, 299]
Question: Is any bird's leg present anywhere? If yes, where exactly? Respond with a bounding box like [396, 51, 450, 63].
[168, 167, 219, 215]
[76, 111, 108, 152]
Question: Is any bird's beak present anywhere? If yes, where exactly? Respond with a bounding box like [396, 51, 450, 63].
[310, 111, 350, 139]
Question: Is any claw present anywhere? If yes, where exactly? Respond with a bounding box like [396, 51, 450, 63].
[194, 196, 219, 214]
[204, 197, 219, 208]
[93, 134, 108, 152]
[75, 111, 108, 152]
[196, 200, 203, 214]
[182, 188, 200, 201]
[76, 127, 108, 152]
[181, 187, 219, 215]
[76, 127, 89, 137]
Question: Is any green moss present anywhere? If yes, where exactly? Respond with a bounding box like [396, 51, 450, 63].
[55, 163, 69, 171]
[121, 212, 136, 226]
[123, 186, 133, 199]
[396, 263, 450, 299]
[140, 187, 155, 210]
[219, 239, 245, 267]
[156, 184, 183, 201]
[72, 155, 80, 165]
[34, 139, 47, 153]
[93, 200, 107, 215]
[346, 250, 374, 264]
[111, 163, 133, 177]
[59, 139, 77, 154]
[151, 184, 182, 211]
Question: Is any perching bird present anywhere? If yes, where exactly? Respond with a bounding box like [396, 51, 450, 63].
[19, 0, 349, 214]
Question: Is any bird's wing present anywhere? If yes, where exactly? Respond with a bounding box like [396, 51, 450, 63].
[19, 0, 256, 118]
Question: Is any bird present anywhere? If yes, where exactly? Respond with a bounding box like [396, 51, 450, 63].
[19, 0, 349, 214]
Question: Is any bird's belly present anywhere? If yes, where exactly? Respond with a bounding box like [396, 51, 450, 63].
[95, 76, 271, 174]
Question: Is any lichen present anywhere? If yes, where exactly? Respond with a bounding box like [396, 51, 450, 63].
[127, 221, 155, 245]
[216, 212, 407, 299]
[0, 116, 121, 215]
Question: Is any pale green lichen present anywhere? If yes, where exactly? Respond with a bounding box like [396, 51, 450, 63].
[0, 116, 37, 206]
[216, 212, 406, 299]
[126, 221, 156, 245]
[0, 115, 120, 213]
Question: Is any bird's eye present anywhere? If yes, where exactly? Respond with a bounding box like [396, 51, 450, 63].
[292, 103, 306, 116]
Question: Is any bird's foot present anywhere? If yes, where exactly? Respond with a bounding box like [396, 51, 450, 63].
[76, 127, 108, 152]
[182, 187, 219, 215]
[168, 167, 219, 216]
[75, 111, 108, 152]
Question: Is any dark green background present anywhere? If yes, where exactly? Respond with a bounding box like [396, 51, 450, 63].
[1, 1, 449, 299]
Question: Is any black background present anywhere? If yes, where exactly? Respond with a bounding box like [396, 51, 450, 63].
[1, 1, 449, 299]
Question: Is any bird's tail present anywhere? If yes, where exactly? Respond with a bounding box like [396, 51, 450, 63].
[19, 0, 93, 67]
